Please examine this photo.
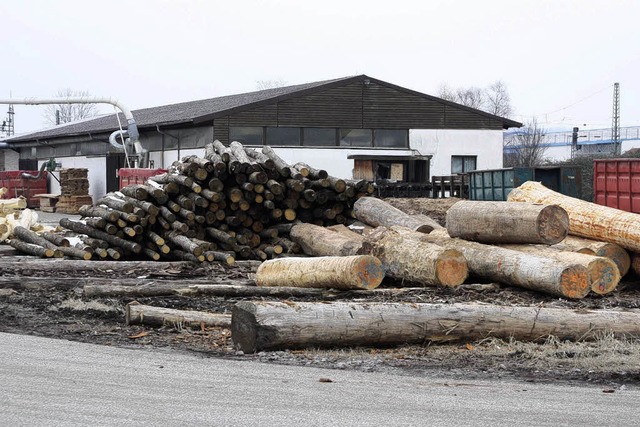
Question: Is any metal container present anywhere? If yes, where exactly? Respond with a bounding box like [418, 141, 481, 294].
[118, 168, 168, 189]
[468, 166, 581, 201]
[0, 170, 48, 208]
[593, 158, 640, 213]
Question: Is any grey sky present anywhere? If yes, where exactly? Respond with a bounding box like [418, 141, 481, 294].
[1, 0, 638, 135]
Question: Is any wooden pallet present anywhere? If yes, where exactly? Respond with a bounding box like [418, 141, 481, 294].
[33, 194, 59, 213]
[55, 195, 93, 214]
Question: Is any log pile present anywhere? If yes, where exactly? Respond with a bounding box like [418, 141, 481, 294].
[9, 141, 374, 262]
[57, 168, 92, 214]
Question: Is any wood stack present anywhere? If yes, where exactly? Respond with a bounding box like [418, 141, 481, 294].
[57, 168, 92, 214]
[37, 140, 375, 262]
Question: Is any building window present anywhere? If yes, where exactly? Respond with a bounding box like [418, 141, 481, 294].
[303, 128, 336, 146]
[451, 155, 477, 174]
[340, 129, 372, 147]
[266, 127, 301, 146]
[229, 127, 263, 145]
[373, 129, 408, 148]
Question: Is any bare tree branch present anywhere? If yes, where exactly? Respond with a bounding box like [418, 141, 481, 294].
[436, 80, 513, 118]
[503, 118, 548, 167]
[43, 89, 98, 126]
[485, 80, 513, 117]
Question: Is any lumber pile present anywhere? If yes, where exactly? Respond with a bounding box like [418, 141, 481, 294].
[8, 141, 374, 262]
[57, 168, 92, 214]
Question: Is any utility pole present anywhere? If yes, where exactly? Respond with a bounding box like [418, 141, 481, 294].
[612, 82, 620, 155]
[1, 104, 14, 137]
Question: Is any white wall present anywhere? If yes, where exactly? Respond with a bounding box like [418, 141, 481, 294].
[4, 150, 19, 170]
[410, 129, 504, 176]
[39, 156, 106, 203]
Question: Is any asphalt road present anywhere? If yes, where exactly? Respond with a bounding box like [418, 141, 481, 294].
[0, 332, 637, 426]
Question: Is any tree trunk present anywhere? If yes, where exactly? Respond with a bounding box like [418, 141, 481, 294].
[397, 227, 590, 299]
[6, 240, 55, 258]
[60, 218, 142, 254]
[255, 255, 384, 290]
[12, 226, 63, 257]
[554, 235, 631, 277]
[126, 302, 231, 328]
[508, 180, 640, 252]
[363, 227, 468, 287]
[0, 259, 197, 276]
[498, 244, 619, 295]
[353, 197, 436, 233]
[231, 301, 640, 353]
[289, 223, 364, 256]
[446, 200, 569, 244]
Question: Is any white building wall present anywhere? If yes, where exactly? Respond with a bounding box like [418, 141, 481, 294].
[4, 150, 20, 170]
[410, 129, 504, 176]
[39, 156, 106, 203]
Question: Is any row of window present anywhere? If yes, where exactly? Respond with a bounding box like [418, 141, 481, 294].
[229, 127, 408, 148]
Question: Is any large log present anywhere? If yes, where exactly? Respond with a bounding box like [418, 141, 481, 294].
[126, 302, 230, 328]
[508, 180, 640, 252]
[231, 301, 640, 353]
[60, 218, 142, 254]
[255, 255, 384, 290]
[446, 200, 569, 245]
[289, 223, 364, 256]
[353, 197, 436, 233]
[6, 239, 55, 258]
[12, 226, 63, 258]
[0, 259, 197, 276]
[554, 235, 631, 277]
[398, 227, 590, 299]
[363, 227, 468, 287]
[498, 244, 619, 295]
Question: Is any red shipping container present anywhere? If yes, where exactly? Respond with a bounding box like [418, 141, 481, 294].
[0, 170, 48, 208]
[593, 159, 640, 213]
[118, 168, 168, 189]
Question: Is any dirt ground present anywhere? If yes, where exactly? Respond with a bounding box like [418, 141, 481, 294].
[1, 199, 640, 389]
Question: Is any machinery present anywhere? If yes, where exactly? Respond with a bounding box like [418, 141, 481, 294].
[0, 96, 149, 171]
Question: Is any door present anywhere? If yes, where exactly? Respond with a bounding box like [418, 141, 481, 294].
[106, 153, 126, 192]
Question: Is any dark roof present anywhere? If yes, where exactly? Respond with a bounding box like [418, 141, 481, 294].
[5, 75, 521, 142]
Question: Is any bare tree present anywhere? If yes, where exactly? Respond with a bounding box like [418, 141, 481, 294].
[503, 118, 547, 167]
[43, 89, 98, 125]
[436, 80, 513, 118]
[485, 80, 513, 117]
[256, 79, 288, 90]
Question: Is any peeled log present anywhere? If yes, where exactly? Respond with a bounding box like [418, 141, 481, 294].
[554, 235, 631, 277]
[353, 197, 437, 233]
[498, 244, 619, 295]
[290, 223, 364, 256]
[364, 227, 468, 287]
[397, 227, 590, 299]
[126, 302, 230, 328]
[508, 181, 640, 252]
[446, 200, 569, 245]
[231, 301, 640, 353]
[255, 255, 384, 290]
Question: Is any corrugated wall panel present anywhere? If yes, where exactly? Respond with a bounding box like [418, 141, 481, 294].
[229, 104, 278, 126]
[213, 117, 229, 143]
[276, 83, 363, 127]
[444, 105, 502, 129]
[363, 83, 446, 129]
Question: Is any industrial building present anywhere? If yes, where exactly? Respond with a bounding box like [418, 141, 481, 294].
[0, 75, 520, 202]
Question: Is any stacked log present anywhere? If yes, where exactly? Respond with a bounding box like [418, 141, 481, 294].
[19, 140, 374, 262]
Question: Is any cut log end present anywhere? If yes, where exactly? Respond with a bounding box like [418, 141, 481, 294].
[536, 205, 570, 244]
[353, 256, 385, 290]
[596, 245, 631, 277]
[435, 249, 469, 287]
[559, 265, 591, 299]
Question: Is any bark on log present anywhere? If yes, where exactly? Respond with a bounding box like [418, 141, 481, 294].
[40, 232, 70, 247]
[60, 218, 142, 254]
[97, 195, 134, 213]
[255, 255, 384, 290]
[6, 239, 55, 258]
[13, 226, 63, 257]
[126, 302, 230, 328]
[364, 227, 468, 287]
[508, 180, 640, 252]
[262, 146, 291, 177]
[353, 197, 436, 233]
[289, 223, 364, 256]
[231, 301, 640, 353]
[554, 235, 631, 277]
[446, 200, 569, 245]
[498, 244, 619, 295]
[398, 227, 590, 299]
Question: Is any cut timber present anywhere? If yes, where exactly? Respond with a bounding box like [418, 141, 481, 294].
[126, 302, 230, 328]
[498, 244, 620, 295]
[289, 223, 364, 256]
[12, 226, 64, 258]
[231, 301, 640, 353]
[255, 255, 384, 290]
[353, 197, 436, 233]
[446, 200, 569, 244]
[363, 227, 468, 287]
[508, 181, 640, 252]
[554, 235, 631, 277]
[396, 227, 590, 299]
[6, 239, 54, 258]
[0, 260, 197, 277]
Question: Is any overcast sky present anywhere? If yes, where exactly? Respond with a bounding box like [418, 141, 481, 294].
[1, 0, 638, 135]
